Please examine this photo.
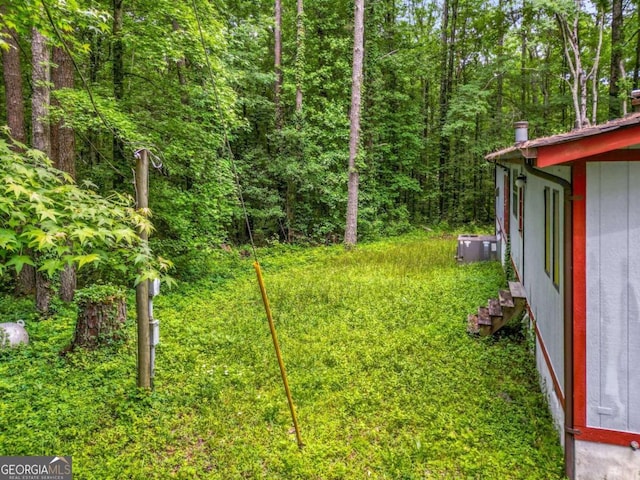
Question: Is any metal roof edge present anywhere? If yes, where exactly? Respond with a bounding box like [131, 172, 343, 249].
[485, 113, 640, 162]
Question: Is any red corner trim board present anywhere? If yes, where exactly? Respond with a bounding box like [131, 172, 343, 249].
[572, 162, 587, 432]
[570, 162, 640, 447]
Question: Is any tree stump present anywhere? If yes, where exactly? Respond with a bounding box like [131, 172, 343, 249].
[73, 285, 127, 349]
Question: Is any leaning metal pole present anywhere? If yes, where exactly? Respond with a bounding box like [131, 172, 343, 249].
[253, 261, 303, 449]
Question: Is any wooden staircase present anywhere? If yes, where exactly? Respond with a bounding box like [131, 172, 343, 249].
[467, 281, 527, 336]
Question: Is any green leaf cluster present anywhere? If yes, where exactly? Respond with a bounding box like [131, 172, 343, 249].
[0, 136, 171, 284]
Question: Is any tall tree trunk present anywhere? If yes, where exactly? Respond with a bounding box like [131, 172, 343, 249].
[437, 0, 456, 218]
[557, 10, 586, 128]
[113, 0, 125, 168]
[88, 33, 101, 166]
[172, 19, 189, 105]
[609, 0, 623, 119]
[520, 0, 528, 115]
[494, 0, 505, 135]
[420, 76, 431, 220]
[635, 0, 640, 89]
[344, 0, 365, 247]
[295, 0, 304, 115]
[620, 61, 628, 115]
[51, 46, 77, 302]
[51, 47, 76, 177]
[590, 9, 605, 124]
[2, 24, 27, 146]
[556, 1, 602, 128]
[279, 0, 305, 242]
[32, 29, 51, 156]
[274, 0, 283, 129]
[437, 0, 449, 219]
[31, 27, 52, 314]
[2, 19, 35, 296]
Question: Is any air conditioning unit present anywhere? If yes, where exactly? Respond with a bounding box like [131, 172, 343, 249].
[456, 234, 498, 263]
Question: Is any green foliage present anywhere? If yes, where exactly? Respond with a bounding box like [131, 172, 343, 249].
[0, 234, 563, 478]
[50, 89, 148, 148]
[74, 284, 126, 306]
[504, 238, 516, 282]
[0, 136, 171, 285]
[1, 0, 632, 264]
[0, 293, 40, 324]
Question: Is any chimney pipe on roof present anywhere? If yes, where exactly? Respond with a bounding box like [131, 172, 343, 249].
[514, 121, 529, 145]
[632, 90, 640, 113]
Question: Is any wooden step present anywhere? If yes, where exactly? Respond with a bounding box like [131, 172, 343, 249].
[498, 289, 514, 308]
[509, 281, 526, 299]
[477, 306, 492, 326]
[476, 307, 493, 336]
[467, 314, 479, 335]
[467, 284, 527, 338]
[492, 283, 527, 335]
[488, 298, 502, 318]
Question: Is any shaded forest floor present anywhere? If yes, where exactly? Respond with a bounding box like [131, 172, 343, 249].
[0, 232, 564, 478]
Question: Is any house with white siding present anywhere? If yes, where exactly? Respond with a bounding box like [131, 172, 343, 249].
[486, 114, 640, 480]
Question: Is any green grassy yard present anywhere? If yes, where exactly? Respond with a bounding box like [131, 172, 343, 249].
[0, 233, 564, 479]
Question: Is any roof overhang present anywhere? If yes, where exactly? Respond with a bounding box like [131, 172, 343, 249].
[486, 113, 640, 167]
[536, 131, 640, 167]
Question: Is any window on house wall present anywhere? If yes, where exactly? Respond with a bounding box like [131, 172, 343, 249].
[503, 173, 510, 235]
[544, 187, 551, 275]
[512, 170, 518, 217]
[518, 181, 524, 234]
[552, 189, 560, 287]
[544, 188, 560, 288]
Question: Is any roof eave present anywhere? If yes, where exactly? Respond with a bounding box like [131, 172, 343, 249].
[485, 146, 537, 163]
[486, 113, 640, 166]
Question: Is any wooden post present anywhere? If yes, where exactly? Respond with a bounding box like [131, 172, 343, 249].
[135, 149, 151, 389]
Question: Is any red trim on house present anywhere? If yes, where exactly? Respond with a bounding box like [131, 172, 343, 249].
[572, 162, 588, 432]
[537, 128, 640, 167]
[574, 149, 640, 163]
[518, 186, 524, 234]
[569, 161, 640, 446]
[532, 310, 566, 409]
[574, 426, 640, 447]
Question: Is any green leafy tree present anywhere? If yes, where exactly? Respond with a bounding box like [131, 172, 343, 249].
[0, 135, 172, 304]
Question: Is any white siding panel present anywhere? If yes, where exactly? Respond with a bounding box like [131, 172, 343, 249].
[628, 163, 640, 433]
[586, 162, 640, 433]
[522, 173, 564, 393]
[502, 164, 569, 436]
[586, 163, 602, 426]
[599, 163, 628, 431]
[511, 168, 523, 278]
[495, 168, 507, 262]
[496, 168, 505, 228]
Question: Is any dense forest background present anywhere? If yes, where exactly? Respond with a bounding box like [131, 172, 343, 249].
[1, 0, 637, 281]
